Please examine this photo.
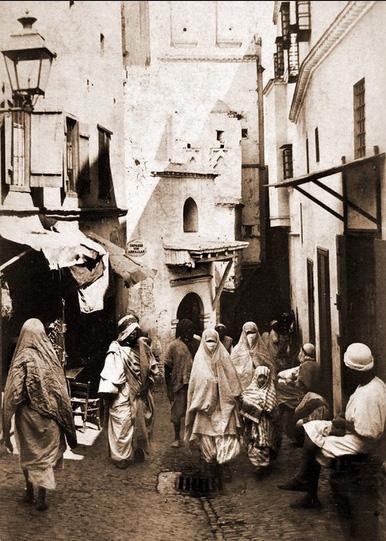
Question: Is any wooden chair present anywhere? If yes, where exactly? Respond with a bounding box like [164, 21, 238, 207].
[69, 381, 101, 432]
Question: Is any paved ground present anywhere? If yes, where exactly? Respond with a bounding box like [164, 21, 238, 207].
[0, 384, 375, 541]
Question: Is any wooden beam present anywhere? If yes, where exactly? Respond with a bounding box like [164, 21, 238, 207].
[266, 152, 385, 188]
[295, 186, 344, 222]
[212, 259, 233, 310]
[0, 249, 31, 272]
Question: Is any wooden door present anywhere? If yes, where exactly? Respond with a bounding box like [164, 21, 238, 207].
[374, 239, 386, 382]
[317, 248, 333, 405]
[307, 258, 315, 345]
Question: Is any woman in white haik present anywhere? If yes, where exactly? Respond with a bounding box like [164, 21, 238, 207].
[278, 343, 386, 509]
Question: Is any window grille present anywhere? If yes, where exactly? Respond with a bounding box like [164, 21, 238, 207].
[281, 144, 293, 180]
[354, 78, 365, 159]
[280, 2, 290, 46]
[12, 110, 27, 188]
[288, 33, 299, 83]
[274, 37, 284, 78]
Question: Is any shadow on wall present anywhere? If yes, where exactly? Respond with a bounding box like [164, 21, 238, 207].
[221, 227, 291, 342]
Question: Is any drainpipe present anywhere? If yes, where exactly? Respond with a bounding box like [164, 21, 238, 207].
[255, 35, 265, 168]
[255, 35, 268, 262]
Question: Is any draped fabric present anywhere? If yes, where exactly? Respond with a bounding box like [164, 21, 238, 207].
[240, 366, 278, 424]
[99, 338, 158, 461]
[277, 360, 320, 409]
[185, 330, 242, 440]
[3, 319, 76, 447]
[240, 366, 281, 468]
[294, 392, 330, 423]
[304, 377, 386, 460]
[262, 330, 290, 372]
[231, 322, 274, 391]
[185, 330, 242, 463]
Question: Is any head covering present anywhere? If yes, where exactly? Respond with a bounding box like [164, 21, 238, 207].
[344, 343, 374, 372]
[176, 318, 194, 339]
[117, 314, 140, 343]
[3, 318, 76, 447]
[269, 320, 280, 333]
[215, 323, 226, 332]
[240, 364, 277, 422]
[302, 343, 316, 361]
[255, 365, 270, 380]
[185, 329, 242, 442]
[231, 322, 273, 390]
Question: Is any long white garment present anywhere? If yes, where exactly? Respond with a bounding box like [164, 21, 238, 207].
[304, 376, 386, 459]
[99, 344, 136, 461]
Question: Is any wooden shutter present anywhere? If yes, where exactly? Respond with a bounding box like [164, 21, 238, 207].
[77, 122, 90, 194]
[3, 113, 12, 185]
[30, 112, 63, 187]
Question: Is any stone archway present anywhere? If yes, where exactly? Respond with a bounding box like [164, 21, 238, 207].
[176, 292, 204, 336]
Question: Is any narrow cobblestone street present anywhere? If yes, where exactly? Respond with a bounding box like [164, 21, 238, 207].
[0, 385, 347, 541]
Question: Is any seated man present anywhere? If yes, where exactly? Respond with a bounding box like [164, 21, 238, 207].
[277, 343, 319, 441]
[278, 343, 386, 512]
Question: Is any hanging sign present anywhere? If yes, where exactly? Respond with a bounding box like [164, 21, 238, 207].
[126, 239, 146, 257]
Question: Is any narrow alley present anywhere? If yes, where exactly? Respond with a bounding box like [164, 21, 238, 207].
[0, 385, 345, 541]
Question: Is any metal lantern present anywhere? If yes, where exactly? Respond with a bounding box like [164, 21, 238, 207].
[1, 15, 56, 106]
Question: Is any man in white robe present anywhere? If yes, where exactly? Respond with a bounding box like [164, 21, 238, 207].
[278, 343, 386, 511]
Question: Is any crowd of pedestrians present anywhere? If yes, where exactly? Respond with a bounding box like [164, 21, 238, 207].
[0, 311, 385, 540]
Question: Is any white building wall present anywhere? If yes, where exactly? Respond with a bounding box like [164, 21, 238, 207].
[0, 0, 126, 210]
[286, 1, 385, 410]
[123, 1, 275, 346]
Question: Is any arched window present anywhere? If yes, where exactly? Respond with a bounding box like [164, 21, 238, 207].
[183, 197, 198, 232]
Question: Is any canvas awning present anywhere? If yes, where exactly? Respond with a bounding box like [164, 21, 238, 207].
[0, 215, 105, 269]
[86, 232, 156, 286]
[0, 215, 155, 287]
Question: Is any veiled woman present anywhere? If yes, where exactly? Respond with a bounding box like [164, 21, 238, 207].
[98, 315, 158, 468]
[185, 329, 242, 468]
[1, 319, 77, 511]
[240, 365, 281, 478]
[231, 322, 274, 391]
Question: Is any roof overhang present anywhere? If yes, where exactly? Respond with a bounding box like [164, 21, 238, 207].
[164, 239, 249, 267]
[267, 153, 384, 189]
[266, 152, 384, 230]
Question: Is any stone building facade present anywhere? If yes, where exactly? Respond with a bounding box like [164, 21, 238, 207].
[265, 0, 386, 411]
[121, 0, 273, 349]
[0, 1, 129, 390]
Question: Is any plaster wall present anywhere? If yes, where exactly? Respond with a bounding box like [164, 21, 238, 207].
[0, 0, 126, 210]
[286, 1, 385, 410]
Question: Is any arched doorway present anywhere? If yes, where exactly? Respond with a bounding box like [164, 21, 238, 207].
[176, 292, 204, 336]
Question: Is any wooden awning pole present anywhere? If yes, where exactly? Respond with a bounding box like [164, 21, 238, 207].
[212, 259, 233, 311]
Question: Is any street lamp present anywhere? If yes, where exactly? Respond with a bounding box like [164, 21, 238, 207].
[1, 14, 56, 109]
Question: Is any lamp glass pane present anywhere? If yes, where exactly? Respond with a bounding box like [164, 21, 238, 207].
[15, 58, 40, 92]
[3, 55, 18, 93]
